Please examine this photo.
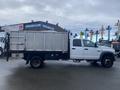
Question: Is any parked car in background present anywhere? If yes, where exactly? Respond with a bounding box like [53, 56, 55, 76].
[111, 41, 120, 57]
[0, 32, 6, 56]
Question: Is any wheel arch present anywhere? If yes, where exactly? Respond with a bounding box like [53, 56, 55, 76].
[99, 52, 115, 61]
[23, 52, 45, 64]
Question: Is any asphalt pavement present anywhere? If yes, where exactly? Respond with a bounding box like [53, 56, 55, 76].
[0, 58, 120, 90]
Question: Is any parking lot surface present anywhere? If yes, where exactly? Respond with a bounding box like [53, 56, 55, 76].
[0, 58, 120, 90]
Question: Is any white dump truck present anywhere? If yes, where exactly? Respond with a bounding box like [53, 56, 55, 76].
[6, 31, 116, 68]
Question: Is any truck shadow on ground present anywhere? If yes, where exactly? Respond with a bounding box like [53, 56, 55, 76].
[5, 61, 117, 90]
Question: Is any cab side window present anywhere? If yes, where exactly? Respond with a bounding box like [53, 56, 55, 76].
[73, 39, 82, 47]
[83, 40, 95, 47]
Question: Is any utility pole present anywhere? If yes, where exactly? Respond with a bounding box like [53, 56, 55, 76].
[106, 25, 112, 41]
[95, 30, 99, 43]
[100, 25, 105, 40]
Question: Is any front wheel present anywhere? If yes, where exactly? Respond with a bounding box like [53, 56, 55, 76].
[30, 56, 44, 69]
[101, 56, 114, 68]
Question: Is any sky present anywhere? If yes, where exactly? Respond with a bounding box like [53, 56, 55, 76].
[0, 0, 119, 31]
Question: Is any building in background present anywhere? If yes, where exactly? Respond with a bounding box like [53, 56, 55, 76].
[1, 21, 66, 32]
[1, 24, 24, 32]
[24, 21, 66, 32]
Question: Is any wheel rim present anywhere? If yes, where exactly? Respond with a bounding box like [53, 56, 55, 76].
[104, 58, 112, 66]
[32, 60, 41, 67]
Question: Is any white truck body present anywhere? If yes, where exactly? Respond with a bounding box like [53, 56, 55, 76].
[7, 31, 115, 68]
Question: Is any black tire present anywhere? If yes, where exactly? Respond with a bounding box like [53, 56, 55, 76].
[101, 55, 114, 68]
[30, 56, 44, 69]
[0, 48, 3, 57]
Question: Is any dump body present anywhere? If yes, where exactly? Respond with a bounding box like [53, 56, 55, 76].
[10, 31, 68, 52]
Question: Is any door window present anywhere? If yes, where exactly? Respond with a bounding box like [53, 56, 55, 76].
[73, 39, 82, 47]
[83, 40, 95, 47]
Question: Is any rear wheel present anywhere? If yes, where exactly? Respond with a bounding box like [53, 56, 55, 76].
[101, 55, 114, 68]
[30, 56, 44, 69]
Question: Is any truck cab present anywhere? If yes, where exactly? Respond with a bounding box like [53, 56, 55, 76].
[70, 38, 115, 68]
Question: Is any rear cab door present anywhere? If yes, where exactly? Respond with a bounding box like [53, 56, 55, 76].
[70, 39, 84, 59]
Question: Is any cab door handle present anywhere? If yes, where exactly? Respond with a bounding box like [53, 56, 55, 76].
[97, 50, 100, 52]
[72, 48, 76, 50]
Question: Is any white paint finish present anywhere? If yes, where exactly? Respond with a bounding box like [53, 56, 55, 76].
[10, 31, 115, 60]
[82, 39, 101, 60]
[83, 47, 101, 60]
[70, 39, 99, 60]
[70, 38, 115, 60]
[70, 39, 84, 59]
[10, 31, 68, 52]
[10, 31, 25, 51]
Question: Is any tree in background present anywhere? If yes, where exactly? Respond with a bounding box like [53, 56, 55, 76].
[80, 31, 84, 39]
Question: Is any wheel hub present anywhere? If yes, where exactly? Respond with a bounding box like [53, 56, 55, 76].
[105, 59, 111, 65]
[32, 60, 41, 67]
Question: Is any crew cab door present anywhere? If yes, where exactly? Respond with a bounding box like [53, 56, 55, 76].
[83, 40, 101, 60]
[70, 39, 84, 59]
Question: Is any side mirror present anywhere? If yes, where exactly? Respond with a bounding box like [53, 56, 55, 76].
[95, 43, 98, 47]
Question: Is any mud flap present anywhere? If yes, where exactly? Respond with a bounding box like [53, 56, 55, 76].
[6, 33, 10, 62]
